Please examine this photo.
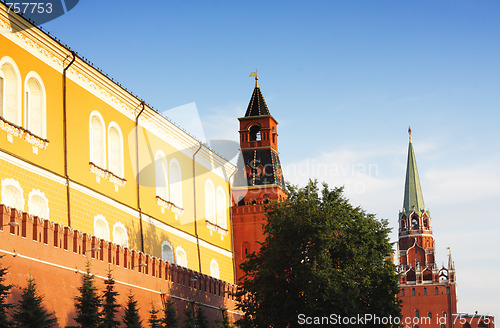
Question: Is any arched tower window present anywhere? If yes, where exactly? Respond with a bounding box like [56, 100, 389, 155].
[89, 111, 106, 168]
[169, 158, 182, 207]
[210, 259, 220, 279]
[155, 151, 168, 200]
[216, 186, 227, 230]
[93, 215, 110, 241]
[411, 215, 419, 229]
[107, 122, 124, 177]
[0, 57, 22, 126]
[242, 242, 250, 259]
[435, 287, 439, 295]
[1, 178, 24, 211]
[423, 287, 427, 296]
[28, 189, 49, 220]
[24, 73, 46, 138]
[411, 288, 415, 296]
[175, 246, 187, 267]
[112, 222, 128, 247]
[161, 241, 174, 263]
[249, 125, 262, 141]
[205, 179, 216, 224]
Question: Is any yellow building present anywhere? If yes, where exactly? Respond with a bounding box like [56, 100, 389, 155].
[0, 3, 237, 283]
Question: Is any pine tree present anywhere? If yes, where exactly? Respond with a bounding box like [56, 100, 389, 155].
[194, 306, 209, 328]
[123, 293, 142, 328]
[162, 298, 179, 328]
[99, 269, 120, 328]
[148, 303, 161, 328]
[181, 303, 195, 328]
[0, 256, 13, 328]
[74, 262, 101, 327]
[215, 308, 233, 328]
[12, 275, 58, 328]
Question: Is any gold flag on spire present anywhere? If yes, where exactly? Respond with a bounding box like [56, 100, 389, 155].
[249, 72, 257, 77]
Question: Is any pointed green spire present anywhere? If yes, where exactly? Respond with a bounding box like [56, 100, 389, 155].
[403, 128, 425, 214]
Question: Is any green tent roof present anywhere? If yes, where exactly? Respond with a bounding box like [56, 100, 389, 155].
[403, 139, 425, 214]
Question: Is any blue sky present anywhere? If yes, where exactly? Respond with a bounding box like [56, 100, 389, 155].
[43, 0, 500, 318]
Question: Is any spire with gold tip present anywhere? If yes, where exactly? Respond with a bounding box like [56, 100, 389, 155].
[245, 71, 270, 117]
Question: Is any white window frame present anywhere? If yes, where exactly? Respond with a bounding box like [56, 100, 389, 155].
[0, 56, 22, 126]
[93, 214, 110, 242]
[169, 158, 182, 208]
[1, 178, 24, 211]
[107, 121, 124, 178]
[28, 189, 49, 220]
[205, 179, 216, 224]
[210, 259, 220, 279]
[155, 150, 168, 201]
[112, 222, 128, 247]
[24, 72, 47, 139]
[161, 241, 174, 263]
[89, 110, 106, 169]
[175, 246, 187, 267]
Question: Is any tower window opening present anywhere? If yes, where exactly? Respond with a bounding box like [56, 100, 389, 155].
[411, 288, 415, 296]
[435, 287, 439, 295]
[423, 287, 427, 296]
[249, 125, 262, 141]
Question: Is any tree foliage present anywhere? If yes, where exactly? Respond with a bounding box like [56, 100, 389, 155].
[181, 303, 195, 328]
[123, 293, 142, 328]
[0, 256, 13, 328]
[148, 303, 161, 328]
[215, 307, 233, 328]
[99, 269, 120, 328]
[194, 306, 209, 328]
[12, 275, 58, 328]
[236, 181, 401, 327]
[74, 262, 101, 328]
[162, 298, 179, 328]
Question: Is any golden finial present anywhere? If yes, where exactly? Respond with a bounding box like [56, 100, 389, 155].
[249, 70, 259, 88]
[408, 126, 412, 142]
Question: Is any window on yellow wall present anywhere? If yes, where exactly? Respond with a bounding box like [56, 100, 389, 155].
[175, 246, 187, 267]
[161, 241, 174, 263]
[25, 73, 46, 139]
[28, 190, 49, 220]
[93, 215, 110, 242]
[113, 222, 128, 247]
[216, 187, 227, 230]
[205, 179, 216, 224]
[89, 111, 106, 168]
[210, 259, 220, 279]
[155, 151, 168, 200]
[169, 159, 182, 208]
[1, 178, 24, 212]
[0, 57, 22, 126]
[108, 123, 124, 177]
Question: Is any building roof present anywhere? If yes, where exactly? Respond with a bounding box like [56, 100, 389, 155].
[403, 133, 426, 214]
[244, 80, 271, 117]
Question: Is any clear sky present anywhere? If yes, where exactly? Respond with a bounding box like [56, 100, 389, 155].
[43, 0, 500, 318]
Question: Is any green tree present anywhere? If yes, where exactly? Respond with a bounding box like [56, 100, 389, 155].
[194, 306, 209, 328]
[12, 275, 58, 328]
[99, 269, 120, 328]
[181, 303, 195, 328]
[123, 293, 142, 328]
[161, 298, 179, 328]
[74, 262, 101, 328]
[236, 181, 401, 328]
[147, 303, 161, 328]
[215, 308, 233, 328]
[0, 256, 13, 328]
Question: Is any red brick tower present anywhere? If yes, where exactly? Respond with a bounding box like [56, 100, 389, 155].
[398, 128, 457, 328]
[232, 75, 286, 282]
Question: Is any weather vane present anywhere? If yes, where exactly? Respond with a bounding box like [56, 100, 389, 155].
[408, 126, 412, 141]
[249, 70, 259, 87]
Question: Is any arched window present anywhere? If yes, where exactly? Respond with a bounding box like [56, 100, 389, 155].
[435, 287, 439, 295]
[411, 288, 415, 296]
[1, 178, 24, 211]
[0, 57, 22, 126]
[112, 222, 128, 247]
[205, 179, 216, 224]
[169, 158, 182, 207]
[24, 72, 46, 138]
[210, 259, 220, 279]
[242, 242, 250, 259]
[89, 111, 106, 168]
[107, 122, 124, 177]
[216, 187, 227, 229]
[28, 189, 49, 220]
[446, 287, 450, 295]
[155, 151, 168, 200]
[415, 309, 419, 318]
[93, 215, 110, 241]
[249, 125, 261, 141]
[175, 246, 187, 267]
[401, 289, 405, 297]
[161, 241, 174, 263]
[423, 287, 427, 296]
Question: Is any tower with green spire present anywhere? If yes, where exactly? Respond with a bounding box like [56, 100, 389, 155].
[398, 128, 457, 327]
